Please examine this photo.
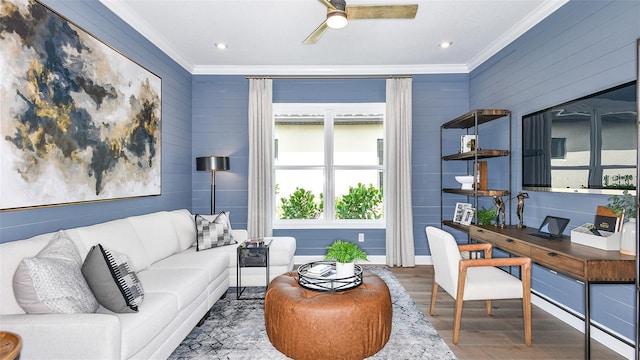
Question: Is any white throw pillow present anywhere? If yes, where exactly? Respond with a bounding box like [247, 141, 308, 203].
[13, 231, 99, 314]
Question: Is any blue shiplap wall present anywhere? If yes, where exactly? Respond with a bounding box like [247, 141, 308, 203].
[191, 76, 470, 256]
[0, 0, 192, 243]
[469, 0, 639, 343]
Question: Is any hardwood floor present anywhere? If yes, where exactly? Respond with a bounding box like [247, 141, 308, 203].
[389, 265, 625, 360]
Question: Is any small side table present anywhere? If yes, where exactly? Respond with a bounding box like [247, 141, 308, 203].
[237, 239, 271, 300]
[0, 331, 21, 360]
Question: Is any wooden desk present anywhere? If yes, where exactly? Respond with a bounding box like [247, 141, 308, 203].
[469, 225, 635, 359]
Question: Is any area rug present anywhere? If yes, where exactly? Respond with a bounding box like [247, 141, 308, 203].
[169, 266, 457, 359]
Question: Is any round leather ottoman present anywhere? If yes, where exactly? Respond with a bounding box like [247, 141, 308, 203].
[264, 271, 392, 360]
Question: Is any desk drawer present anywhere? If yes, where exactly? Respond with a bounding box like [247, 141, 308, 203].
[470, 227, 531, 256]
[530, 247, 584, 278]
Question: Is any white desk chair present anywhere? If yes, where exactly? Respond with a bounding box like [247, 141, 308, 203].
[425, 226, 532, 346]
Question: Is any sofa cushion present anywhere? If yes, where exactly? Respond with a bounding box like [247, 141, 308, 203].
[195, 212, 236, 251]
[169, 209, 197, 251]
[82, 244, 144, 313]
[137, 268, 208, 310]
[114, 292, 179, 359]
[151, 247, 230, 283]
[13, 231, 99, 314]
[68, 219, 151, 272]
[128, 211, 180, 263]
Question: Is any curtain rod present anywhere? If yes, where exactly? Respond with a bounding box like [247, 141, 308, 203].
[245, 75, 412, 80]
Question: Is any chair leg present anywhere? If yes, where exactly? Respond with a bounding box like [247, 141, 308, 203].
[453, 296, 464, 344]
[486, 300, 492, 315]
[453, 268, 468, 345]
[430, 279, 439, 316]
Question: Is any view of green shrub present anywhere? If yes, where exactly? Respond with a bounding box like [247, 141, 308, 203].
[279, 187, 322, 219]
[335, 183, 383, 219]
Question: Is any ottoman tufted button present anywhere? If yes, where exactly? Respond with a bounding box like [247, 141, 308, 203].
[264, 271, 392, 360]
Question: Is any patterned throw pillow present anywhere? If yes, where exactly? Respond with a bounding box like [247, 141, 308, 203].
[82, 244, 144, 313]
[13, 231, 99, 314]
[195, 212, 236, 251]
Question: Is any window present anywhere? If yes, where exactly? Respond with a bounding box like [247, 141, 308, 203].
[273, 103, 385, 228]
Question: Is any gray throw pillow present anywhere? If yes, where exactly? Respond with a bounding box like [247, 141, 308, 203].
[82, 244, 144, 313]
[13, 231, 99, 314]
[195, 212, 236, 251]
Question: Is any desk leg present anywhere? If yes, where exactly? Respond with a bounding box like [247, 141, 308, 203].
[585, 281, 591, 359]
[266, 248, 270, 289]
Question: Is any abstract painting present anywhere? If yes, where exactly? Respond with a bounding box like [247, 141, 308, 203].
[0, 0, 162, 210]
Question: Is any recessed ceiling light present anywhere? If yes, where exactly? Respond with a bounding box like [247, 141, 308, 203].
[215, 43, 228, 50]
[439, 42, 453, 48]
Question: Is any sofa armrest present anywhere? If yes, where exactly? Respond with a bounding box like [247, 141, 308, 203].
[0, 313, 121, 360]
[232, 229, 248, 242]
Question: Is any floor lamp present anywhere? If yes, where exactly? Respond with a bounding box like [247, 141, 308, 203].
[196, 156, 230, 214]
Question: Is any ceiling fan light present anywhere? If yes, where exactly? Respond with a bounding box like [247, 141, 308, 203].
[326, 11, 348, 29]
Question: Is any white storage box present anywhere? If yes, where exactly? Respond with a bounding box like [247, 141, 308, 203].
[571, 223, 621, 251]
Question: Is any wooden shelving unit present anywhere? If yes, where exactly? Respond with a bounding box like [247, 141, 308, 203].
[440, 109, 512, 233]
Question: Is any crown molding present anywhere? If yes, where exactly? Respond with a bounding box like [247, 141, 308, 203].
[467, 0, 569, 71]
[191, 64, 470, 76]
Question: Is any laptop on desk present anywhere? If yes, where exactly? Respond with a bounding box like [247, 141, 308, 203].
[528, 215, 570, 240]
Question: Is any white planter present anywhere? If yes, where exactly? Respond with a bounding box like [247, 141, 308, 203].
[335, 261, 355, 278]
[620, 218, 637, 256]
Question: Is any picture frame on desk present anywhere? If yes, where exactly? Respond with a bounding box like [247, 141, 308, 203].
[453, 202, 472, 223]
[460, 208, 475, 226]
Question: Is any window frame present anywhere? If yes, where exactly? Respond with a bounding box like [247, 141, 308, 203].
[273, 102, 386, 229]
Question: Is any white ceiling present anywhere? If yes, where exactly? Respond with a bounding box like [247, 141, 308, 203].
[99, 0, 568, 75]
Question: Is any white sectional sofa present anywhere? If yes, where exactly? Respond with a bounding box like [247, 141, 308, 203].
[0, 209, 296, 360]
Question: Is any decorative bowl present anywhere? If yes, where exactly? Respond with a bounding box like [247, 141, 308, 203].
[454, 175, 475, 190]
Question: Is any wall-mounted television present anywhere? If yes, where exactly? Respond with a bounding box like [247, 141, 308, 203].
[522, 81, 637, 194]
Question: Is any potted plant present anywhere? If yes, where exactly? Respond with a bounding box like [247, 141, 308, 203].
[607, 190, 637, 219]
[607, 190, 637, 255]
[476, 207, 497, 226]
[325, 240, 368, 278]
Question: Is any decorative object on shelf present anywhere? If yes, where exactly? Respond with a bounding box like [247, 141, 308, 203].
[324, 240, 368, 278]
[460, 135, 477, 153]
[475, 161, 488, 190]
[196, 156, 230, 214]
[493, 195, 506, 228]
[0, 0, 162, 211]
[477, 207, 497, 226]
[607, 190, 637, 255]
[454, 175, 475, 190]
[460, 208, 475, 226]
[516, 192, 529, 229]
[453, 202, 472, 223]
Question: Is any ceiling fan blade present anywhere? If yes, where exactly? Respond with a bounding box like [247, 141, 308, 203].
[318, 0, 337, 11]
[346, 4, 418, 20]
[303, 21, 329, 45]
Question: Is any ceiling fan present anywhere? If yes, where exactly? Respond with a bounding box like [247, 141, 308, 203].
[303, 0, 418, 44]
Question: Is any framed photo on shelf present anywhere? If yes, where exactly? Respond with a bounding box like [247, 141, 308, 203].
[453, 202, 472, 223]
[460, 208, 476, 226]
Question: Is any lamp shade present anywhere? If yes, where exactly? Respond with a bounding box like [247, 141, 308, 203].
[196, 156, 230, 172]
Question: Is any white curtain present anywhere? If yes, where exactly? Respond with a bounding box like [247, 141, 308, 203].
[247, 78, 273, 238]
[385, 77, 415, 267]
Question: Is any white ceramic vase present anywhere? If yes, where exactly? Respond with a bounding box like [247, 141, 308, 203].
[620, 218, 637, 256]
[335, 261, 355, 278]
